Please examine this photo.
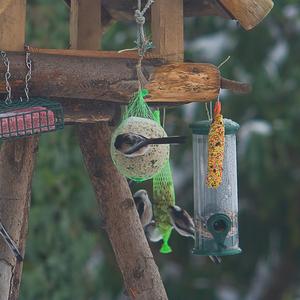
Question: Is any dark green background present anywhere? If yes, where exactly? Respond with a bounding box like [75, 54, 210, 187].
[20, 1, 300, 299]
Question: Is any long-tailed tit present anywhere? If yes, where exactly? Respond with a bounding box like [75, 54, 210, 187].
[0, 221, 23, 261]
[133, 189, 153, 228]
[169, 205, 221, 264]
[114, 133, 186, 157]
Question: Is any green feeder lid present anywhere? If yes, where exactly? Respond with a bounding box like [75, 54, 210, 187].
[190, 118, 240, 135]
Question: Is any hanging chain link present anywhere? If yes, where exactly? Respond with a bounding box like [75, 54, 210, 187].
[0, 50, 12, 104]
[23, 45, 32, 102]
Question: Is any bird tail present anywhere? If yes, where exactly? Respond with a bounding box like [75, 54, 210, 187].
[209, 255, 222, 264]
[0, 222, 23, 261]
[147, 136, 187, 145]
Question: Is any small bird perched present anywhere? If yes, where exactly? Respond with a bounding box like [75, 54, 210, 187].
[0, 221, 23, 261]
[114, 133, 186, 157]
[145, 220, 163, 242]
[133, 189, 153, 228]
[169, 205, 221, 264]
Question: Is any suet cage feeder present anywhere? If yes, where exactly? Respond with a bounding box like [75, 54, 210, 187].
[190, 119, 241, 257]
[0, 98, 64, 140]
[111, 116, 170, 181]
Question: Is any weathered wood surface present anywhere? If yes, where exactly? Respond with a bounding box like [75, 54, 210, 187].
[0, 0, 12, 15]
[64, 0, 231, 21]
[151, 0, 184, 62]
[78, 123, 169, 300]
[69, 0, 102, 50]
[145, 63, 219, 102]
[0, 1, 39, 300]
[61, 100, 117, 124]
[0, 50, 249, 104]
[218, 0, 274, 30]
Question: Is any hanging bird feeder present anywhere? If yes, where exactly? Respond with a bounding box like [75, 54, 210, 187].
[111, 116, 170, 181]
[190, 118, 242, 257]
[0, 49, 64, 140]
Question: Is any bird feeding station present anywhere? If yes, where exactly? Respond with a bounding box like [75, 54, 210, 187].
[0, 0, 273, 300]
[190, 119, 241, 256]
[0, 50, 64, 140]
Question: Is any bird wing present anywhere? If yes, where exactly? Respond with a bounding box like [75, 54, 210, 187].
[134, 197, 145, 219]
[173, 212, 195, 236]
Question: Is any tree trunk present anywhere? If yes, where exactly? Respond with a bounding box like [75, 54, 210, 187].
[78, 123, 168, 300]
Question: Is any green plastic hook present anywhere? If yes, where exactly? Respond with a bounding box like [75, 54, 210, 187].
[207, 213, 232, 250]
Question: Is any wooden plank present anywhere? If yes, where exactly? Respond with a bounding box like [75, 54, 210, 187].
[218, 0, 274, 30]
[70, 1, 168, 299]
[60, 100, 117, 124]
[145, 63, 220, 102]
[69, 0, 102, 49]
[0, 1, 39, 300]
[64, 0, 231, 20]
[151, 0, 184, 62]
[0, 51, 229, 103]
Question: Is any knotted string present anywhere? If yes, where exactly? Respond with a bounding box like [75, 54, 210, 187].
[135, 0, 154, 90]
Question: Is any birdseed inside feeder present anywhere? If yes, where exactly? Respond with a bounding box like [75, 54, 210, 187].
[111, 117, 170, 181]
[190, 119, 242, 257]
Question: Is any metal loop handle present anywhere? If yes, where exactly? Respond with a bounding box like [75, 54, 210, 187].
[22, 45, 32, 102]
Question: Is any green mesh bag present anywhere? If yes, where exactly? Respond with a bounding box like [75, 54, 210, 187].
[110, 89, 170, 182]
[152, 111, 175, 254]
[123, 89, 154, 121]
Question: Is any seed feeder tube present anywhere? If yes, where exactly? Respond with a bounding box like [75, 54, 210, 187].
[190, 119, 242, 256]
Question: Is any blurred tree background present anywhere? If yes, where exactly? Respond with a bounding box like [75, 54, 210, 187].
[20, 1, 300, 299]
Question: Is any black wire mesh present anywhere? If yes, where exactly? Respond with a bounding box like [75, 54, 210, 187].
[0, 98, 64, 140]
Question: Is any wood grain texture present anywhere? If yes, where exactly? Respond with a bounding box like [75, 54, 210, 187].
[0, 51, 223, 103]
[151, 0, 184, 62]
[0, 2, 39, 300]
[64, 0, 231, 21]
[60, 100, 117, 124]
[69, 0, 102, 49]
[218, 0, 274, 30]
[0, 0, 13, 15]
[145, 63, 220, 102]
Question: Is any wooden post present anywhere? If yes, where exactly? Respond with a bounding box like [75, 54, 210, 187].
[70, 1, 168, 299]
[151, 0, 184, 62]
[0, 1, 39, 300]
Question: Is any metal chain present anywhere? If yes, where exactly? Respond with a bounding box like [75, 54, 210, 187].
[23, 45, 32, 102]
[0, 50, 12, 104]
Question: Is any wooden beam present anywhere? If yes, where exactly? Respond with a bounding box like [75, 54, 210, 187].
[64, 0, 231, 21]
[60, 100, 118, 124]
[70, 1, 168, 300]
[218, 0, 274, 30]
[0, 1, 39, 300]
[0, 49, 250, 104]
[78, 123, 169, 300]
[69, 0, 102, 49]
